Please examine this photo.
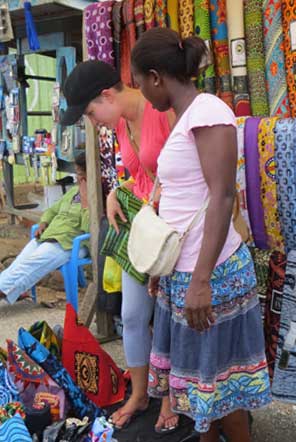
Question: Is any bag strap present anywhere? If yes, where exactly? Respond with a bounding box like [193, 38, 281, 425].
[181, 197, 209, 239]
[125, 121, 155, 183]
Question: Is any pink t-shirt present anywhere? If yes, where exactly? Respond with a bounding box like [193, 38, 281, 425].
[158, 93, 242, 272]
[116, 101, 170, 200]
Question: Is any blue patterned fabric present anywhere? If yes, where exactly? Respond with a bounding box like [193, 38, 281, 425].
[274, 118, 296, 252]
[0, 361, 19, 406]
[18, 328, 101, 420]
[272, 250, 296, 403]
[149, 244, 271, 433]
[0, 413, 32, 442]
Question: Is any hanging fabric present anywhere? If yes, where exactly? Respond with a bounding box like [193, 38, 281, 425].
[24, 1, 40, 51]
[144, 0, 156, 29]
[209, 0, 233, 106]
[263, 0, 290, 117]
[122, 0, 137, 85]
[112, 0, 123, 74]
[272, 250, 296, 402]
[282, 1, 296, 117]
[98, 127, 118, 200]
[235, 117, 252, 232]
[155, 0, 167, 27]
[84, 1, 115, 65]
[274, 118, 296, 252]
[167, 0, 179, 32]
[134, 0, 146, 38]
[225, 0, 251, 116]
[243, 0, 269, 117]
[194, 0, 216, 94]
[178, 0, 194, 38]
[264, 251, 287, 382]
[250, 248, 273, 322]
[244, 117, 268, 249]
[258, 117, 284, 251]
[121, 2, 134, 86]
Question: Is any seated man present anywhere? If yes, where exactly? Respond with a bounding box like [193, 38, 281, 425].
[0, 152, 89, 304]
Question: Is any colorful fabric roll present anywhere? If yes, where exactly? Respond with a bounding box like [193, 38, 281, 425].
[0, 413, 32, 442]
[99, 127, 118, 199]
[282, 1, 296, 117]
[244, 117, 268, 249]
[226, 0, 251, 116]
[272, 250, 296, 402]
[29, 321, 61, 359]
[195, 0, 216, 94]
[84, 2, 115, 65]
[178, 0, 194, 38]
[263, 0, 290, 117]
[167, 0, 179, 31]
[209, 0, 233, 107]
[112, 0, 123, 74]
[236, 117, 251, 231]
[144, 0, 156, 29]
[0, 361, 19, 406]
[243, 0, 269, 116]
[274, 118, 296, 252]
[264, 251, 287, 382]
[250, 248, 272, 322]
[134, 0, 145, 38]
[155, 0, 167, 27]
[258, 117, 284, 250]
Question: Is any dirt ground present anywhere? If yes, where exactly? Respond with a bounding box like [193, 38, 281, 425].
[0, 184, 295, 441]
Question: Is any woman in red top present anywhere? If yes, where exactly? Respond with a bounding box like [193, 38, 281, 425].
[62, 60, 177, 433]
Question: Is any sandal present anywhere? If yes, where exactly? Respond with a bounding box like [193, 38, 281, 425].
[154, 413, 179, 434]
[109, 402, 149, 430]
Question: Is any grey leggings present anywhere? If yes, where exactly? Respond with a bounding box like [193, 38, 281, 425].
[121, 271, 155, 367]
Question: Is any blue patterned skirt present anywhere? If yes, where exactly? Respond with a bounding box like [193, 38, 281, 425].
[148, 244, 272, 433]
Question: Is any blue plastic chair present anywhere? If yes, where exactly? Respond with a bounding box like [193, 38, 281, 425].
[30, 224, 92, 312]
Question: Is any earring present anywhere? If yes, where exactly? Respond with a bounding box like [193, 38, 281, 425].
[154, 82, 159, 86]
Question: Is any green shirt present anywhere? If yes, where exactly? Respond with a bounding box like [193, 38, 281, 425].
[39, 185, 89, 250]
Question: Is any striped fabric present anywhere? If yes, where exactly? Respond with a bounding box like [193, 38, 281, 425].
[155, 0, 167, 27]
[178, 0, 194, 38]
[112, 0, 123, 74]
[226, 0, 251, 116]
[134, 0, 145, 38]
[0, 413, 32, 442]
[101, 187, 148, 285]
[167, 0, 179, 31]
[209, 0, 233, 107]
[243, 0, 269, 116]
[121, 0, 136, 86]
[282, 0, 296, 117]
[144, 0, 156, 29]
[194, 0, 216, 94]
[263, 0, 290, 117]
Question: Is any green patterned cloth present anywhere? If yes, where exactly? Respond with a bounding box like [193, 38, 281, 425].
[250, 247, 272, 322]
[194, 0, 216, 93]
[101, 187, 148, 285]
[243, 0, 269, 116]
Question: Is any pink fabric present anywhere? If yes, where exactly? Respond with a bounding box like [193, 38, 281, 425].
[158, 93, 242, 272]
[116, 101, 170, 200]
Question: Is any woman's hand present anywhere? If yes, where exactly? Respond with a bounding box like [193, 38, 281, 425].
[185, 279, 215, 332]
[106, 190, 127, 234]
[148, 276, 160, 297]
[34, 222, 48, 238]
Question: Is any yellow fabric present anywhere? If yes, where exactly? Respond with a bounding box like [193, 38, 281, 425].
[178, 0, 194, 38]
[258, 117, 284, 250]
[103, 257, 122, 293]
[144, 0, 156, 29]
[167, 0, 179, 32]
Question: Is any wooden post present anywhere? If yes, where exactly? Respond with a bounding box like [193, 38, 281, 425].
[79, 12, 115, 340]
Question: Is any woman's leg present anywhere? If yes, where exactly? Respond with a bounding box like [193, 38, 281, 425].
[110, 271, 154, 428]
[200, 422, 220, 442]
[220, 410, 251, 442]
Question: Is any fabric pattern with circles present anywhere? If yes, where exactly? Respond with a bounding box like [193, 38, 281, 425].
[282, 0, 296, 117]
[134, 0, 146, 38]
[155, 0, 168, 27]
[178, 0, 194, 38]
[84, 1, 115, 65]
[144, 0, 156, 29]
[258, 117, 284, 250]
[274, 118, 296, 252]
[243, 0, 269, 117]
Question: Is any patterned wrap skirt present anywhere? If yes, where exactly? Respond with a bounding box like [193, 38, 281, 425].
[148, 243, 272, 433]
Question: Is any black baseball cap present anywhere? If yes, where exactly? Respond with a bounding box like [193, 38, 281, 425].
[61, 60, 121, 126]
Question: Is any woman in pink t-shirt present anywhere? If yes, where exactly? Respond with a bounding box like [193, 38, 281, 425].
[131, 29, 271, 442]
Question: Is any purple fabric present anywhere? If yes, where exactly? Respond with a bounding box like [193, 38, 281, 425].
[244, 117, 268, 249]
[84, 1, 115, 65]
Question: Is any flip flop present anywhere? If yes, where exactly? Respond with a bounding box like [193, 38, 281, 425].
[109, 403, 149, 430]
[154, 413, 180, 434]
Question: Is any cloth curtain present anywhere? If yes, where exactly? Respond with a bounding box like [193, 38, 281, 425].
[263, 0, 290, 117]
[243, 0, 269, 116]
[274, 118, 296, 252]
[244, 117, 268, 249]
[225, 0, 251, 116]
[178, 0, 194, 38]
[281, 0, 296, 117]
[84, 2, 115, 65]
[258, 117, 284, 250]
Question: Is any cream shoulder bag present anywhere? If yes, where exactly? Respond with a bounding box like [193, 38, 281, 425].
[128, 177, 209, 277]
